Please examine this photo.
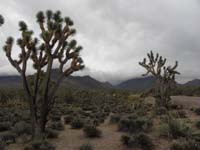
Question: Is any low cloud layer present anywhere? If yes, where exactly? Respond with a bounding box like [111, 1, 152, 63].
[0, 0, 199, 84]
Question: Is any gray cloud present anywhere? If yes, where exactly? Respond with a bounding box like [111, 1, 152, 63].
[0, 0, 199, 84]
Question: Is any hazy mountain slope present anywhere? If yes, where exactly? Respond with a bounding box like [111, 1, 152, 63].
[183, 79, 200, 87]
[116, 76, 155, 90]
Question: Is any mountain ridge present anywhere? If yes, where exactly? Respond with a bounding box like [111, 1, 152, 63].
[0, 70, 199, 90]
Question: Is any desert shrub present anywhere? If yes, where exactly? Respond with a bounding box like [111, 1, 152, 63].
[83, 125, 101, 138]
[192, 131, 200, 142]
[177, 110, 187, 118]
[0, 131, 16, 144]
[121, 133, 154, 150]
[0, 141, 5, 150]
[50, 115, 61, 122]
[170, 141, 200, 150]
[170, 142, 185, 150]
[156, 107, 167, 115]
[12, 121, 31, 135]
[45, 129, 58, 139]
[70, 118, 84, 129]
[79, 143, 93, 150]
[184, 141, 200, 150]
[121, 134, 131, 146]
[196, 121, 200, 129]
[0, 122, 11, 132]
[25, 139, 55, 150]
[110, 114, 121, 123]
[159, 119, 190, 139]
[49, 121, 64, 131]
[195, 108, 200, 115]
[136, 133, 154, 150]
[118, 116, 152, 133]
[63, 115, 73, 124]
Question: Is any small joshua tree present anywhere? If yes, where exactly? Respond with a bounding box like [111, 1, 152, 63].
[139, 51, 180, 112]
[3, 10, 84, 139]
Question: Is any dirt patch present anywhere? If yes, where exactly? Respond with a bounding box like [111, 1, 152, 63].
[171, 96, 200, 109]
[51, 120, 123, 150]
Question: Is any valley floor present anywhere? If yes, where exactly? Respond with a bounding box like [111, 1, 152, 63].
[7, 96, 200, 150]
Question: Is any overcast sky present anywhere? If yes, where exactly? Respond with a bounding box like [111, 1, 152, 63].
[0, 0, 199, 84]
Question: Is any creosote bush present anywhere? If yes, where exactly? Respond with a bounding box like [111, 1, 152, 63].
[0, 141, 5, 150]
[79, 143, 93, 150]
[70, 118, 84, 129]
[83, 124, 101, 138]
[196, 121, 200, 129]
[195, 108, 200, 115]
[121, 133, 154, 150]
[24, 139, 55, 150]
[49, 121, 64, 131]
[159, 118, 190, 139]
[12, 121, 32, 135]
[170, 141, 200, 150]
[45, 128, 58, 139]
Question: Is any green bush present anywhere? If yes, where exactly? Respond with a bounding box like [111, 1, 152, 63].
[121, 134, 131, 146]
[0, 131, 16, 144]
[121, 133, 154, 150]
[136, 133, 154, 150]
[192, 131, 200, 142]
[64, 115, 73, 124]
[0, 122, 11, 132]
[50, 115, 61, 122]
[0, 141, 5, 150]
[156, 107, 167, 115]
[195, 108, 200, 115]
[12, 121, 31, 135]
[79, 143, 93, 150]
[25, 139, 55, 150]
[46, 129, 58, 139]
[196, 121, 200, 129]
[177, 110, 187, 118]
[159, 118, 190, 139]
[110, 114, 121, 123]
[118, 116, 152, 133]
[70, 118, 84, 129]
[170, 141, 200, 150]
[170, 142, 185, 150]
[83, 125, 101, 138]
[49, 121, 64, 131]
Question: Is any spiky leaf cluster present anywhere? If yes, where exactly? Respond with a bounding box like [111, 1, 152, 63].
[139, 51, 180, 82]
[3, 10, 84, 75]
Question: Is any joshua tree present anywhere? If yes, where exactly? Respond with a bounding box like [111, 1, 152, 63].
[3, 10, 84, 139]
[139, 51, 180, 112]
[0, 15, 4, 26]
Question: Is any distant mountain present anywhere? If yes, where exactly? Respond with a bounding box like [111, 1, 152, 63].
[183, 79, 200, 87]
[0, 75, 21, 88]
[51, 69, 113, 89]
[0, 69, 113, 90]
[61, 75, 113, 89]
[117, 76, 155, 90]
[0, 69, 199, 90]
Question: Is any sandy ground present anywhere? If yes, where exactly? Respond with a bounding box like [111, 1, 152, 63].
[171, 96, 200, 109]
[8, 116, 124, 150]
[7, 96, 200, 150]
[50, 121, 124, 150]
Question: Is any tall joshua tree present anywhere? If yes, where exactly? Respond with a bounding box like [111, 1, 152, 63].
[139, 51, 180, 112]
[3, 10, 84, 139]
